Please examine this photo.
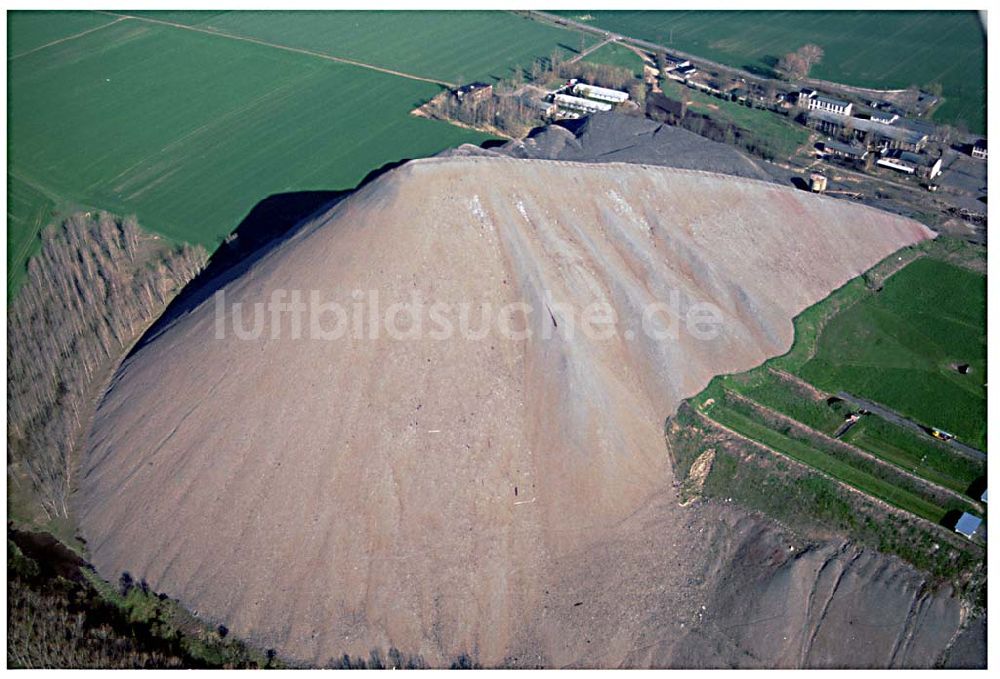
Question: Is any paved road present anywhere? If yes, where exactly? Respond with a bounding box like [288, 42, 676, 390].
[837, 392, 986, 461]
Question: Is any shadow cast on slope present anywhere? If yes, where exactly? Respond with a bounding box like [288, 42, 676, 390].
[124, 157, 413, 359]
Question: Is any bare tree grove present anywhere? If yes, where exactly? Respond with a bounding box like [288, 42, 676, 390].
[7, 212, 208, 521]
[557, 60, 635, 91]
[777, 43, 825, 81]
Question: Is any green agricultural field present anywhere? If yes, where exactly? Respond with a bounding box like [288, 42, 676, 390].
[9, 11, 589, 293]
[678, 243, 986, 584]
[130, 10, 598, 84]
[6, 10, 116, 57]
[797, 258, 986, 450]
[6, 176, 60, 291]
[723, 371, 848, 435]
[557, 10, 985, 132]
[582, 42, 646, 77]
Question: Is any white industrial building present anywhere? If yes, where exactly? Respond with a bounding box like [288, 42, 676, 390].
[804, 91, 854, 116]
[572, 83, 630, 104]
[553, 93, 613, 113]
[876, 150, 943, 179]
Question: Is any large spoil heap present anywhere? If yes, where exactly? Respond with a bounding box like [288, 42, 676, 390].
[77, 157, 942, 666]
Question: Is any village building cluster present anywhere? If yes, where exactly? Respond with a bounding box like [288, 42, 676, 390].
[547, 80, 631, 117]
[649, 57, 985, 188]
[443, 40, 985, 193]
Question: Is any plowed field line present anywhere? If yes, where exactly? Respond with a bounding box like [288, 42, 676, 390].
[8, 17, 126, 61]
[97, 11, 455, 88]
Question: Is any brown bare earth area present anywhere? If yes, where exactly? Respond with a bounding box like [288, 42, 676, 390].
[74, 157, 944, 667]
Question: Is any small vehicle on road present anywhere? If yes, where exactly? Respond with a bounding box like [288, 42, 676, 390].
[930, 428, 955, 441]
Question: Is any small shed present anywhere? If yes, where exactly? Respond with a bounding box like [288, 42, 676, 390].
[453, 82, 494, 104]
[520, 96, 557, 118]
[954, 512, 982, 539]
[824, 139, 868, 161]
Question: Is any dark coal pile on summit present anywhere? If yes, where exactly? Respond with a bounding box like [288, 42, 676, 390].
[451, 112, 782, 183]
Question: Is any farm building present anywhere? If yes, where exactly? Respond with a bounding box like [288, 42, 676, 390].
[954, 512, 982, 539]
[572, 83, 629, 104]
[808, 111, 928, 152]
[553, 93, 612, 114]
[876, 150, 943, 179]
[971, 138, 987, 159]
[863, 111, 899, 125]
[805, 91, 853, 116]
[824, 139, 868, 161]
[894, 118, 937, 139]
[662, 53, 691, 71]
[795, 88, 817, 106]
[521, 96, 557, 118]
[453, 82, 494, 104]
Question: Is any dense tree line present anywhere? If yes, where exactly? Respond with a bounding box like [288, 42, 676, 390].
[7, 212, 207, 521]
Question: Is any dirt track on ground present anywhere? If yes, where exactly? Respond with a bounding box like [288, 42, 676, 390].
[99, 11, 455, 87]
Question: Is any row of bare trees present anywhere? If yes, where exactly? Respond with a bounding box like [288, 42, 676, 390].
[506, 50, 639, 91]
[555, 60, 636, 92]
[7, 212, 207, 521]
[432, 89, 539, 137]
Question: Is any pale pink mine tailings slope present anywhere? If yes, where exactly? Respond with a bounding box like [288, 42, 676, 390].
[76, 158, 933, 666]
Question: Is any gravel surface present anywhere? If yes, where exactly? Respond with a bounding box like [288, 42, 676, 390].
[450, 112, 783, 183]
[74, 156, 967, 667]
